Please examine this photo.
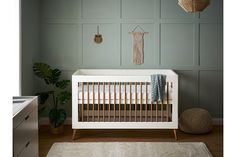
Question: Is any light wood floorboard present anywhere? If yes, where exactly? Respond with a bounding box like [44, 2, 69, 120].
[39, 125, 223, 157]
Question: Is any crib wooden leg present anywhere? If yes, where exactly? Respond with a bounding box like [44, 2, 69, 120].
[72, 129, 77, 140]
[173, 129, 178, 140]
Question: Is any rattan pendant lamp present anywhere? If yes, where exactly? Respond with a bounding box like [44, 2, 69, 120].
[178, 0, 210, 13]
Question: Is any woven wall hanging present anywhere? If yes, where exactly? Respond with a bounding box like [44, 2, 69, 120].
[178, 0, 210, 13]
[129, 25, 148, 65]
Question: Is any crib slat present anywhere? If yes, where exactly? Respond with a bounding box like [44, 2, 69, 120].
[92, 82, 95, 121]
[170, 82, 173, 121]
[103, 82, 105, 122]
[161, 101, 163, 122]
[98, 82, 100, 121]
[130, 82, 132, 122]
[86, 110, 170, 119]
[114, 82, 116, 121]
[82, 83, 84, 122]
[145, 82, 148, 122]
[87, 82, 89, 122]
[151, 101, 153, 122]
[156, 101, 158, 122]
[108, 82, 111, 122]
[124, 83, 127, 121]
[79, 81, 171, 123]
[119, 82, 121, 122]
[161, 103, 164, 122]
[135, 82, 137, 122]
[140, 82, 142, 122]
[167, 82, 169, 122]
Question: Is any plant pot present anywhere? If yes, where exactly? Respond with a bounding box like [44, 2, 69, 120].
[50, 124, 64, 134]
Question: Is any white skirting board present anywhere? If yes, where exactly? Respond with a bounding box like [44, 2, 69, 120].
[39, 117, 223, 126]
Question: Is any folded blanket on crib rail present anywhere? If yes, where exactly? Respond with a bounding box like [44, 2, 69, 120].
[151, 74, 166, 102]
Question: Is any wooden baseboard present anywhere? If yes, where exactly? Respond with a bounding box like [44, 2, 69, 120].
[39, 117, 223, 126]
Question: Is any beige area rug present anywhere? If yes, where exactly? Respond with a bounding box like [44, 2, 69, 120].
[46, 142, 213, 157]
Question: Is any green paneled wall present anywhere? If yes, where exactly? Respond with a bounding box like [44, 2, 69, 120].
[21, 0, 39, 95]
[160, 23, 194, 66]
[82, 24, 120, 66]
[39, 0, 223, 118]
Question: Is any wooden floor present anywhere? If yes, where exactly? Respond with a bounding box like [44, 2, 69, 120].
[39, 125, 223, 157]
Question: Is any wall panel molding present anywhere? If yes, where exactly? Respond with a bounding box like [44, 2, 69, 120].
[39, 0, 223, 118]
[160, 23, 195, 66]
[41, 0, 81, 19]
[81, 0, 118, 19]
[176, 70, 196, 114]
[198, 70, 223, 118]
[199, 23, 223, 67]
[41, 23, 81, 70]
[160, 0, 194, 19]
[121, 0, 155, 19]
[200, 0, 223, 20]
[82, 23, 120, 66]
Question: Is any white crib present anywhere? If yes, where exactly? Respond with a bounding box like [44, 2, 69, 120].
[72, 69, 178, 139]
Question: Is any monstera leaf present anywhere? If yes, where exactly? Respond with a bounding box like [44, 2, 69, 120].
[49, 109, 67, 128]
[33, 63, 61, 85]
[56, 80, 70, 89]
[57, 91, 71, 104]
[48, 69, 61, 84]
[33, 63, 52, 84]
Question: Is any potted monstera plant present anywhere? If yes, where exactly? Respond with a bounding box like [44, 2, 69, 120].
[33, 63, 71, 134]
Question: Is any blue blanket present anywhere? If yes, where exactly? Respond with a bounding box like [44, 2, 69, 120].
[151, 74, 166, 102]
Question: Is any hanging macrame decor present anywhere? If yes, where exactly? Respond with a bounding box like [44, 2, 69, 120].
[178, 0, 210, 13]
[129, 25, 148, 65]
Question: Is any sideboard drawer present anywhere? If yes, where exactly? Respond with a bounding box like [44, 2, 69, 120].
[13, 98, 37, 129]
[18, 134, 38, 157]
[14, 108, 38, 156]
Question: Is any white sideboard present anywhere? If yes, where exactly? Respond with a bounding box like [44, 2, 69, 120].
[13, 96, 38, 157]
